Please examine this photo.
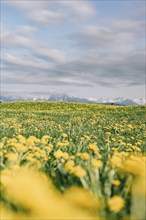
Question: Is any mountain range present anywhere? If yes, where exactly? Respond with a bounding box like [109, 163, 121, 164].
[0, 94, 145, 106]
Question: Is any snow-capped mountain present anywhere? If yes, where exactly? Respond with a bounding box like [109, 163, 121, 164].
[95, 97, 145, 106]
[133, 98, 146, 106]
[48, 94, 96, 104]
[0, 94, 145, 106]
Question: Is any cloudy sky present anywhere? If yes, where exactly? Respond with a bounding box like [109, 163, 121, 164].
[1, 0, 145, 99]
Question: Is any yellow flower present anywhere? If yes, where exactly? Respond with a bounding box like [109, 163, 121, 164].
[0, 142, 4, 149]
[111, 138, 116, 142]
[64, 160, 75, 171]
[54, 150, 63, 159]
[61, 133, 68, 138]
[108, 196, 125, 212]
[132, 146, 141, 152]
[123, 156, 145, 175]
[76, 153, 81, 157]
[65, 186, 101, 211]
[71, 165, 86, 178]
[1, 167, 94, 219]
[34, 152, 41, 158]
[17, 135, 26, 144]
[111, 147, 117, 151]
[126, 143, 132, 147]
[81, 153, 90, 161]
[15, 143, 27, 153]
[6, 153, 18, 162]
[62, 152, 69, 160]
[92, 159, 103, 168]
[105, 132, 111, 136]
[7, 138, 17, 147]
[111, 155, 123, 168]
[44, 146, 52, 153]
[42, 135, 51, 140]
[84, 135, 90, 140]
[88, 143, 99, 154]
[127, 124, 133, 128]
[41, 135, 51, 144]
[57, 141, 69, 147]
[112, 180, 121, 186]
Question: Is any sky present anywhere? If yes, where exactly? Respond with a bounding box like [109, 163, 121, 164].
[1, 0, 145, 99]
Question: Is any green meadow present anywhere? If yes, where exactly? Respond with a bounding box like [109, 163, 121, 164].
[0, 102, 146, 220]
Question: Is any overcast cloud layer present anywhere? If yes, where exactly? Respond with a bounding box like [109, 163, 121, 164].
[1, 0, 145, 99]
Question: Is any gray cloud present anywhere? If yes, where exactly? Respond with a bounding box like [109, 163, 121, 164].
[5, 0, 95, 26]
[71, 24, 139, 49]
[1, 26, 68, 64]
[1, 1, 145, 98]
[2, 48, 145, 88]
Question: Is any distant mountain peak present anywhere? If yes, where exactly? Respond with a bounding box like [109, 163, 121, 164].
[0, 94, 145, 106]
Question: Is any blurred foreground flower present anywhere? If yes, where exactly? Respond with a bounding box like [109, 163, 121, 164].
[0, 167, 101, 219]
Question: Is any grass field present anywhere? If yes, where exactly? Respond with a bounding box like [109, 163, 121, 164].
[0, 102, 146, 220]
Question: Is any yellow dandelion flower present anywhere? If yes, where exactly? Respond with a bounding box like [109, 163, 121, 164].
[88, 143, 99, 155]
[62, 152, 69, 159]
[6, 153, 18, 162]
[57, 141, 69, 147]
[81, 153, 90, 161]
[111, 155, 123, 168]
[61, 133, 68, 138]
[111, 138, 116, 142]
[71, 165, 86, 178]
[126, 143, 132, 147]
[65, 186, 101, 211]
[41, 135, 51, 144]
[17, 135, 26, 144]
[123, 157, 145, 175]
[64, 160, 75, 171]
[92, 159, 103, 168]
[15, 143, 27, 153]
[84, 135, 90, 140]
[108, 196, 125, 213]
[111, 147, 117, 151]
[44, 146, 52, 153]
[112, 180, 121, 186]
[54, 150, 63, 159]
[76, 153, 81, 157]
[0, 142, 4, 149]
[42, 135, 51, 140]
[105, 132, 111, 136]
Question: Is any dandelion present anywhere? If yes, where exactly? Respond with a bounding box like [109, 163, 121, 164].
[65, 186, 100, 211]
[81, 153, 90, 161]
[84, 135, 90, 140]
[92, 159, 103, 168]
[111, 138, 116, 142]
[108, 196, 125, 213]
[105, 132, 111, 136]
[54, 150, 64, 159]
[111, 155, 123, 168]
[0, 142, 4, 149]
[62, 152, 69, 160]
[88, 143, 99, 155]
[112, 180, 121, 186]
[14, 143, 27, 153]
[71, 165, 86, 178]
[64, 160, 75, 171]
[61, 133, 68, 138]
[6, 153, 18, 163]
